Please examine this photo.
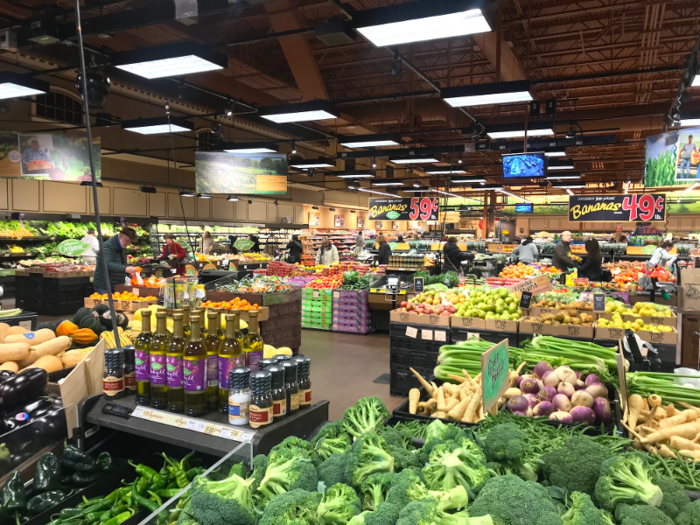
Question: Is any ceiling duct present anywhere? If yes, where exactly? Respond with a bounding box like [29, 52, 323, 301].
[174, 0, 198, 25]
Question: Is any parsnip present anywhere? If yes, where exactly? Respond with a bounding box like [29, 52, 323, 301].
[408, 389, 420, 415]
[641, 421, 700, 444]
[658, 409, 698, 429]
[670, 436, 700, 451]
[409, 368, 434, 396]
[628, 394, 645, 429]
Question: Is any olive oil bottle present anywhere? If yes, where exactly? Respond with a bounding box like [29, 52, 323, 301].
[166, 313, 186, 413]
[218, 313, 244, 412]
[231, 310, 245, 346]
[242, 310, 264, 372]
[184, 315, 207, 417]
[150, 311, 169, 409]
[194, 308, 208, 339]
[135, 310, 153, 405]
[205, 310, 222, 411]
[181, 305, 192, 344]
[215, 308, 226, 341]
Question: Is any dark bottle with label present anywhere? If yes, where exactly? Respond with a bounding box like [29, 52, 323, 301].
[123, 346, 136, 395]
[167, 313, 187, 413]
[272, 354, 290, 364]
[134, 310, 153, 405]
[184, 316, 207, 417]
[281, 360, 299, 416]
[181, 305, 192, 344]
[258, 359, 275, 371]
[219, 314, 244, 413]
[295, 357, 312, 409]
[249, 371, 273, 429]
[205, 311, 222, 411]
[150, 311, 169, 409]
[103, 348, 125, 400]
[268, 365, 287, 421]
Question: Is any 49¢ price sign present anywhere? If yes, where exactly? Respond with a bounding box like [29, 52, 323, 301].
[569, 194, 666, 222]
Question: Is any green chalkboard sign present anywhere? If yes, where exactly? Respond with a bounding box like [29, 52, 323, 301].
[389, 243, 399, 250]
[234, 238, 255, 252]
[481, 339, 510, 414]
[57, 239, 90, 257]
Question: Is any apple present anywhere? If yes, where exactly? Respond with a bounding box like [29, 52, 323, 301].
[400, 301, 408, 308]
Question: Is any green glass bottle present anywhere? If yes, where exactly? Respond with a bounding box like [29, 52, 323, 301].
[150, 311, 169, 409]
[205, 310, 222, 411]
[134, 310, 153, 405]
[184, 316, 207, 417]
[218, 314, 244, 412]
[243, 310, 264, 372]
[230, 311, 245, 346]
[181, 305, 192, 344]
[215, 309, 226, 341]
[194, 308, 208, 339]
[166, 313, 186, 413]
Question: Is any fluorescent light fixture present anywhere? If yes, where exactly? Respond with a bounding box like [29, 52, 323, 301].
[354, 0, 491, 47]
[224, 142, 278, 154]
[371, 181, 405, 186]
[403, 187, 431, 193]
[335, 172, 375, 179]
[469, 121, 554, 140]
[488, 128, 554, 140]
[497, 188, 531, 203]
[433, 189, 463, 198]
[259, 100, 339, 124]
[351, 209, 356, 213]
[424, 168, 467, 175]
[624, 182, 630, 194]
[390, 156, 440, 164]
[441, 80, 532, 108]
[289, 159, 335, 169]
[340, 134, 399, 148]
[452, 178, 486, 183]
[227, 195, 240, 202]
[0, 72, 49, 100]
[566, 188, 574, 196]
[548, 164, 575, 171]
[121, 117, 193, 135]
[681, 119, 700, 127]
[693, 74, 700, 87]
[198, 193, 212, 198]
[544, 150, 566, 157]
[114, 42, 227, 79]
[179, 190, 195, 197]
[547, 173, 581, 180]
[357, 188, 401, 198]
[552, 183, 586, 189]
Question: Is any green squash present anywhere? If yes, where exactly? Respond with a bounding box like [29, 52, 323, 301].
[79, 316, 104, 334]
[93, 304, 109, 316]
[73, 307, 93, 325]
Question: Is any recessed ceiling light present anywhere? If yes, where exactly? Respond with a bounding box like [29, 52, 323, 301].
[336, 172, 375, 178]
[114, 42, 227, 79]
[0, 72, 49, 101]
[260, 100, 339, 124]
[354, 0, 492, 47]
[424, 169, 467, 175]
[441, 80, 532, 108]
[121, 117, 193, 135]
[289, 159, 335, 169]
[224, 142, 278, 154]
[390, 156, 440, 164]
[371, 181, 405, 186]
[340, 134, 399, 148]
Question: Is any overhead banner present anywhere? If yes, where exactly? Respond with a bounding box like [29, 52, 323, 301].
[369, 197, 439, 221]
[195, 151, 287, 195]
[645, 126, 700, 186]
[568, 194, 666, 222]
[0, 131, 101, 181]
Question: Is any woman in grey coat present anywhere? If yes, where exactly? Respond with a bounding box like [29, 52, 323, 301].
[512, 236, 539, 264]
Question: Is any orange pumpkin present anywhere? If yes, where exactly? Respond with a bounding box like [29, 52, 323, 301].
[56, 320, 79, 337]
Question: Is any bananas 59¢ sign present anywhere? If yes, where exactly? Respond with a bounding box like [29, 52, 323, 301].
[568, 194, 666, 222]
[369, 198, 440, 221]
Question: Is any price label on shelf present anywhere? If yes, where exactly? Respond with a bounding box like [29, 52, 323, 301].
[421, 329, 433, 341]
[184, 420, 206, 432]
[405, 326, 418, 338]
[434, 331, 447, 342]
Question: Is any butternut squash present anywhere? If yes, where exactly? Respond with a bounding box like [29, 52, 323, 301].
[0, 342, 31, 363]
[17, 336, 72, 368]
[0, 323, 10, 343]
[29, 355, 63, 374]
[6, 325, 28, 336]
[61, 351, 87, 369]
[5, 329, 56, 346]
[0, 361, 18, 372]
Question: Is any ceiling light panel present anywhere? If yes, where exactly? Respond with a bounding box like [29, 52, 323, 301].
[340, 134, 399, 148]
[487, 128, 554, 139]
[441, 80, 532, 108]
[424, 169, 467, 175]
[121, 117, 193, 135]
[335, 173, 375, 178]
[259, 100, 339, 124]
[544, 151, 566, 157]
[289, 160, 335, 169]
[371, 181, 404, 186]
[693, 74, 700, 87]
[548, 164, 575, 171]
[224, 142, 278, 154]
[390, 157, 440, 164]
[114, 42, 227, 79]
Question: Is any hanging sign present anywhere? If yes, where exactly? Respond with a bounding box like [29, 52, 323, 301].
[481, 339, 510, 415]
[233, 238, 256, 252]
[369, 198, 439, 221]
[568, 194, 666, 222]
[57, 239, 90, 257]
[508, 275, 552, 295]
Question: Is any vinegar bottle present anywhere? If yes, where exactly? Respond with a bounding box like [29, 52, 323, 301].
[242, 310, 264, 372]
[149, 311, 169, 409]
[166, 313, 186, 413]
[205, 311, 222, 411]
[184, 316, 207, 417]
[134, 310, 153, 405]
[218, 313, 244, 412]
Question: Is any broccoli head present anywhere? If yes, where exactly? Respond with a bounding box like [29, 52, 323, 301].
[250, 454, 268, 492]
[257, 448, 319, 501]
[594, 453, 663, 513]
[613, 504, 674, 525]
[348, 503, 402, 525]
[190, 472, 257, 525]
[272, 436, 316, 460]
[317, 483, 362, 525]
[258, 489, 322, 525]
[393, 421, 427, 442]
[469, 474, 562, 525]
[422, 439, 488, 495]
[359, 473, 396, 511]
[481, 424, 537, 482]
[561, 492, 612, 525]
[319, 453, 351, 488]
[418, 423, 473, 464]
[385, 469, 429, 509]
[379, 426, 414, 450]
[396, 498, 494, 525]
[653, 477, 690, 519]
[313, 421, 353, 462]
[542, 436, 615, 497]
[388, 445, 421, 472]
[343, 397, 390, 439]
[345, 433, 395, 487]
[676, 499, 700, 525]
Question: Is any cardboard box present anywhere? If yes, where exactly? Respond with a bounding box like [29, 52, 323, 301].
[598, 312, 677, 327]
[14, 268, 29, 276]
[519, 320, 594, 339]
[450, 315, 487, 330]
[682, 268, 700, 285]
[203, 306, 270, 322]
[680, 284, 700, 313]
[484, 318, 519, 332]
[117, 299, 158, 312]
[390, 309, 451, 327]
[595, 323, 678, 345]
[527, 307, 599, 319]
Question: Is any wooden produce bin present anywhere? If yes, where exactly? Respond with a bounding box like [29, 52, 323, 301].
[84, 297, 158, 311]
[390, 309, 451, 327]
[114, 284, 163, 298]
[519, 320, 595, 339]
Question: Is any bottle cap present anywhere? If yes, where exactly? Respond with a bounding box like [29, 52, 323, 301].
[251, 371, 272, 394]
[268, 366, 285, 389]
[281, 360, 298, 384]
[258, 359, 276, 371]
[272, 354, 290, 363]
[173, 313, 183, 320]
[230, 367, 251, 391]
[104, 348, 124, 368]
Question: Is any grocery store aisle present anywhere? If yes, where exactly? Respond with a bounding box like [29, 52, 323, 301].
[299, 329, 405, 420]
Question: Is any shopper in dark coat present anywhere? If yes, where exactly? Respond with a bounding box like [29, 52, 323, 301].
[93, 227, 138, 293]
[552, 231, 577, 271]
[248, 234, 261, 253]
[443, 237, 474, 272]
[578, 239, 605, 281]
[286, 235, 303, 264]
[376, 234, 392, 265]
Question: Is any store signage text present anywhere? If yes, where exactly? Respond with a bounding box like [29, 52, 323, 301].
[569, 194, 666, 222]
[369, 198, 439, 221]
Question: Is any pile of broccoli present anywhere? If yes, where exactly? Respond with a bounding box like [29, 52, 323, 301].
[181, 396, 699, 525]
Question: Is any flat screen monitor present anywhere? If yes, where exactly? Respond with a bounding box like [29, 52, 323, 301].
[502, 152, 546, 179]
[515, 203, 533, 213]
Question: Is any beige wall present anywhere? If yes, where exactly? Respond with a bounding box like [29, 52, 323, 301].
[517, 215, 696, 236]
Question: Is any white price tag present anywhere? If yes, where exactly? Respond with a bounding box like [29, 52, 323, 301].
[313, 291, 319, 298]
[434, 331, 447, 342]
[184, 420, 206, 432]
[218, 428, 238, 440]
[406, 326, 418, 338]
[422, 329, 433, 341]
[131, 406, 146, 419]
[132, 288, 139, 297]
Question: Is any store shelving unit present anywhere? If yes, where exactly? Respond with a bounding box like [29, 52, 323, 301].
[302, 229, 359, 262]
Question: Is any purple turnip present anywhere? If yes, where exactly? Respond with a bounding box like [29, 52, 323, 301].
[575, 380, 586, 391]
[506, 395, 529, 413]
[515, 376, 524, 388]
[557, 381, 575, 398]
[586, 383, 609, 399]
[513, 411, 527, 417]
[552, 393, 572, 412]
[585, 373, 601, 386]
[571, 390, 595, 408]
[542, 370, 560, 388]
[534, 361, 553, 379]
[541, 386, 557, 401]
[520, 378, 539, 395]
[534, 401, 555, 416]
[549, 411, 573, 423]
[574, 371, 581, 379]
[525, 393, 539, 408]
[570, 406, 596, 425]
[592, 397, 612, 423]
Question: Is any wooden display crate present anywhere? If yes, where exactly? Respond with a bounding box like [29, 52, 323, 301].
[390, 309, 451, 327]
[203, 306, 270, 322]
[84, 297, 158, 311]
